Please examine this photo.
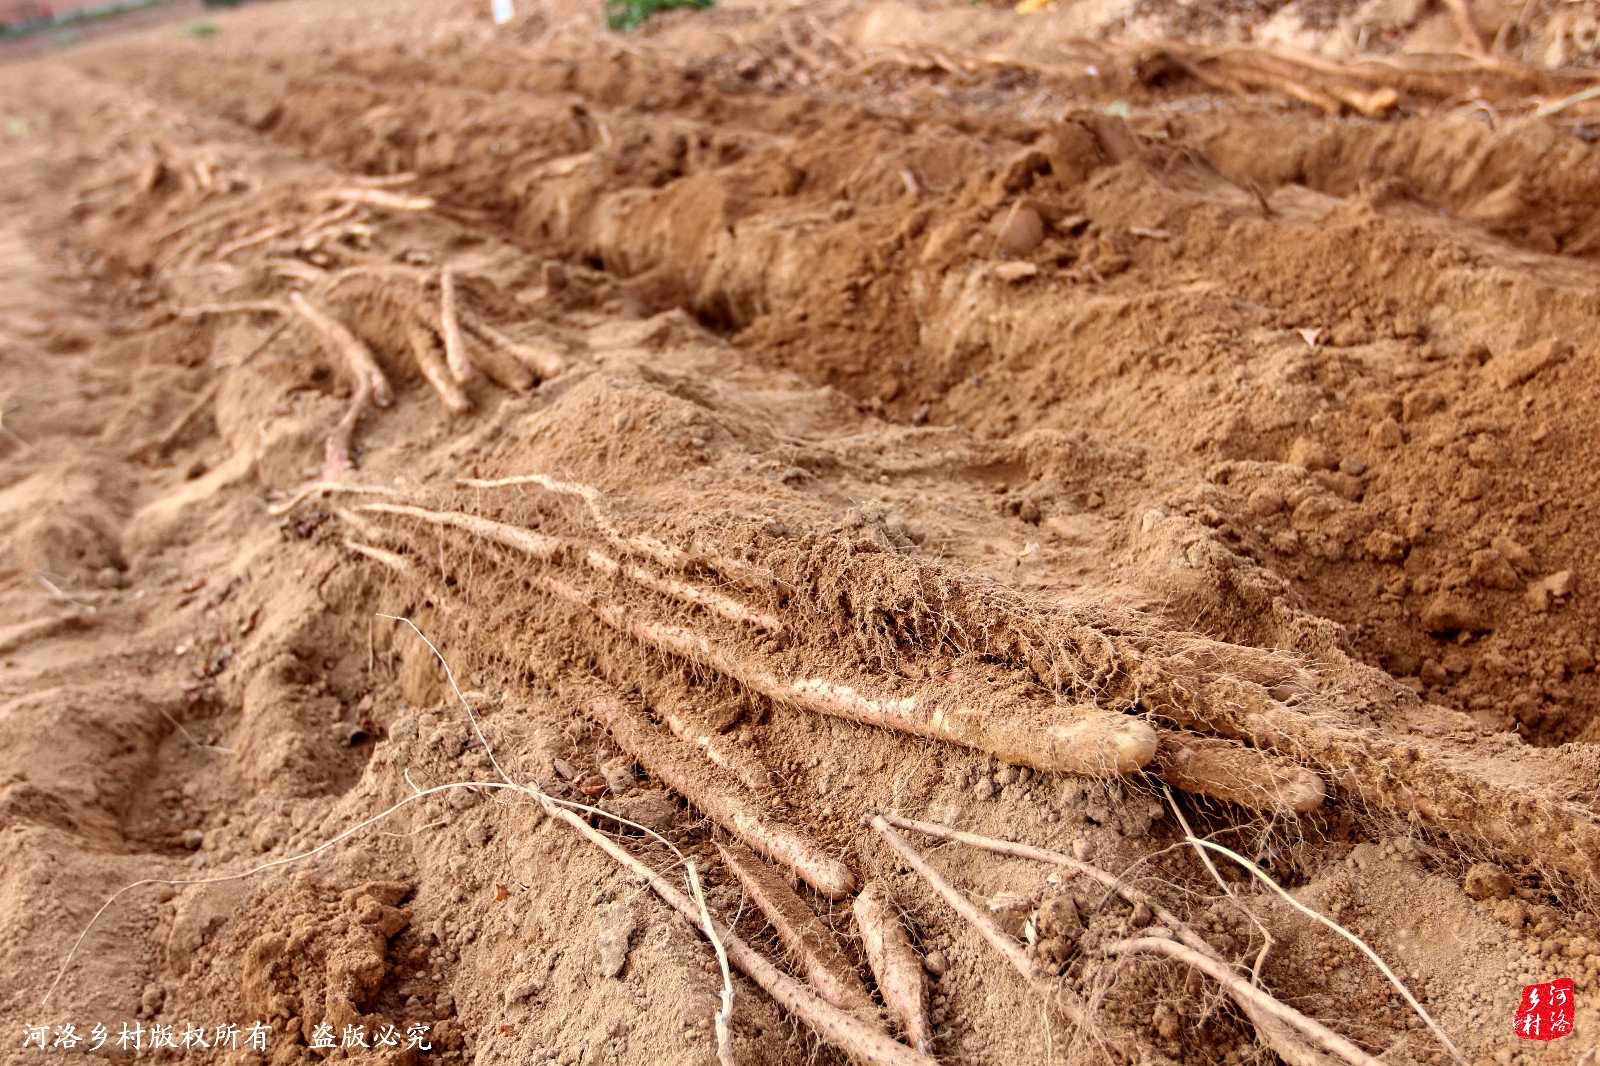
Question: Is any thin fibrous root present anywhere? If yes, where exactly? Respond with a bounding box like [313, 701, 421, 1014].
[853, 880, 933, 1053]
[718, 841, 879, 1017]
[535, 571, 1155, 777]
[439, 268, 475, 385]
[463, 316, 566, 380]
[591, 696, 855, 900]
[1153, 735, 1324, 814]
[876, 814, 1353, 1066]
[547, 804, 934, 1066]
[356, 503, 777, 631]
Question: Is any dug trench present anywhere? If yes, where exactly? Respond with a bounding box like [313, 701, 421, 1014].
[110, 3, 1600, 749]
[0, 1, 1597, 1065]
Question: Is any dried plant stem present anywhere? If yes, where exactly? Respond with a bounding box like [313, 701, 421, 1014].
[878, 814, 1340, 1066]
[853, 880, 932, 1052]
[591, 697, 855, 900]
[1100, 937, 1379, 1066]
[1188, 838, 1463, 1063]
[550, 805, 934, 1066]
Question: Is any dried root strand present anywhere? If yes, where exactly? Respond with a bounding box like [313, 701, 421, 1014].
[463, 329, 535, 391]
[1100, 938, 1381, 1066]
[458, 473, 775, 592]
[286, 292, 393, 407]
[545, 804, 935, 1066]
[1153, 735, 1324, 814]
[590, 696, 856, 900]
[321, 366, 374, 478]
[283, 292, 393, 476]
[717, 841, 879, 1018]
[582, 549, 785, 633]
[853, 880, 932, 1053]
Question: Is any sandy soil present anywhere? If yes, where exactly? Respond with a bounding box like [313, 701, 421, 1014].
[2, 0, 1600, 1063]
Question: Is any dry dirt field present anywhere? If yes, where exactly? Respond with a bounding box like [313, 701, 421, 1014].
[3, 0, 1600, 1063]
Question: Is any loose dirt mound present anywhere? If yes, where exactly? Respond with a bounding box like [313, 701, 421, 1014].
[2, 1, 1599, 1064]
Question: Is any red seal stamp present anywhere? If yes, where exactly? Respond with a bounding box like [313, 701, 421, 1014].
[1514, 978, 1575, 1041]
